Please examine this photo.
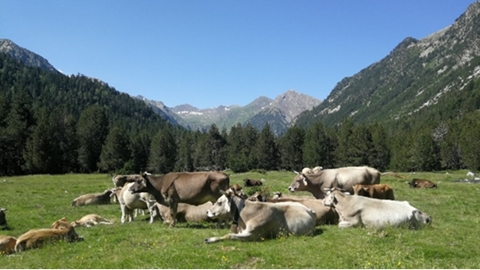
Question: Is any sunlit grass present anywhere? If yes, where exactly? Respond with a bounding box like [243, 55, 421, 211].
[0, 171, 479, 268]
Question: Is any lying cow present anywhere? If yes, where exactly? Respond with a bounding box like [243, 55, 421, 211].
[15, 219, 84, 252]
[71, 214, 113, 227]
[323, 188, 432, 230]
[243, 178, 263, 187]
[249, 192, 338, 226]
[115, 182, 155, 223]
[112, 174, 142, 188]
[150, 201, 223, 225]
[204, 188, 316, 243]
[289, 166, 381, 199]
[0, 235, 16, 254]
[271, 192, 314, 200]
[353, 184, 395, 200]
[408, 179, 438, 189]
[71, 189, 114, 206]
[129, 171, 230, 228]
[0, 208, 7, 230]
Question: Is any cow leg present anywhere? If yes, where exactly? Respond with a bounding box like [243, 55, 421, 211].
[204, 230, 255, 244]
[169, 201, 178, 228]
[120, 205, 127, 224]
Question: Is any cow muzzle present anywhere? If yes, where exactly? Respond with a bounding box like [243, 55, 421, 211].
[288, 186, 295, 192]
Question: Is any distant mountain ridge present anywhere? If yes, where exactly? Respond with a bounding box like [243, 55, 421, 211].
[294, 1, 480, 127]
[0, 39, 59, 73]
[141, 90, 321, 134]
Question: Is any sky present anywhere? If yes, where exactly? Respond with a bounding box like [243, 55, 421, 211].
[1, 1, 477, 109]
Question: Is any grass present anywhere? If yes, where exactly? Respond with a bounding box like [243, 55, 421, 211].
[0, 170, 479, 268]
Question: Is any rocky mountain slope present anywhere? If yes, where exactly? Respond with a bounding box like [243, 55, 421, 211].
[295, 1, 480, 127]
[0, 39, 59, 73]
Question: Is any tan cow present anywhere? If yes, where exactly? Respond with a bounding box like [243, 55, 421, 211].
[288, 166, 381, 199]
[249, 192, 338, 225]
[353, 184, 395, 200]
[0, 235, 16, 254]
[15, 219, 83, 252]
[116, 182, 155, 223]
[71, 214, 113, 227]
[271, 191, 315, 200]
[112, 174, 143, 188]
[408, 179, 438, 189]
[150, 201, 223, 225]
[204, 188, 316, 243]
[323, 188, 432, 230]
[129, 171, 230, 228]
[71, 189, 114, 206]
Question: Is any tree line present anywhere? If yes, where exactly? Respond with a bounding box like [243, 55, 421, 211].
[1, 53, 480, 176]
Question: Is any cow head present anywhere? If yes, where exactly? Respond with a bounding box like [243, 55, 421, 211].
[51, 217, 71, 230]
[288, 174, 309, 192]
[248, 191, 267, 202]
[322, 188, 344, 207]
[411, 210, 432, 229]
[206, 193, 232, 220]
[129, 175, 149, 194]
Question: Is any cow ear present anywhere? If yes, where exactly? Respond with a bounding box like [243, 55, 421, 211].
[302, 176, 308, 186]
[61, 217, 67, 222]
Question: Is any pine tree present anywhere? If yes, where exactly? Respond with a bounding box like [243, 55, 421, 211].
[130, 132, 151, 173]
[349, 124, 374, 166]
[459, 112, 480, 171]
[255, 123, 279, 170]
[303, 122, 336, 169]
[335, 118, 354, 167]
[278, 125, 305, 171]
[77, 105, 108, 172]
[148, 125, 177, 174]
[175, 131, 195, 172]
[98, 126, 131, 173]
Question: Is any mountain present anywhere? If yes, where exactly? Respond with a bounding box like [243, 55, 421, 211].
[133, 95, 185, 127]
[0, 39, 59, 73]
[143, 90, 321, 134]
[295, 1, 480, 128]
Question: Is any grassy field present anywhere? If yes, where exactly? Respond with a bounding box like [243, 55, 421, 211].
[1, 170, 479, 268]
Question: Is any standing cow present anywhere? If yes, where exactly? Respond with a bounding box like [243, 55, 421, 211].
[288, 166, 381, 199]
[129, 171, 230, 228]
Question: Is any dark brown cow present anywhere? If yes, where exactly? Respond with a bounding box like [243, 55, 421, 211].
[129, 171, 230, 228]
[288, 166, 381, 199]
[408, 179, 438, 189]
[353, 184, 395, 200]
[243, 178, 263, 187]
[0, 208, 7, 230]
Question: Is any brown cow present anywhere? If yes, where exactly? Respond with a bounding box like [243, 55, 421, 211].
[408, 179, 438, 189]
[71, 189, 114, 206]
[0, 208, 7, 230]
[249, 192, 338, 225]
[353, 184, 395, 200]
[288, 166, 381, 199]
[15, 219, 83, 252]
[243, 178, 263, 187]
[0, 235, 16, 254]
[129, 171, 230, 228]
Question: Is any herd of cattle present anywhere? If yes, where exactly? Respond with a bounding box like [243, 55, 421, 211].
[0, 166, 438, 254]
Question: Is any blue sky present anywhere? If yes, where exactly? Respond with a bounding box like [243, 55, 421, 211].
[1, 1, 476, 109]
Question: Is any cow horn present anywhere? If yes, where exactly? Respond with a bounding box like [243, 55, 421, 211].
[293, 170, 299, 175]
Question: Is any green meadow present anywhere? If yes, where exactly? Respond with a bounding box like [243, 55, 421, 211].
[1, 171, 479, 269]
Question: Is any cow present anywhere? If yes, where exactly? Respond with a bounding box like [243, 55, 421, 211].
[249, 192, 338, 225]
[353, 184, 395, 200]
[204, 188, 316, 243]
[322, 188, 432, 230]
[129, 171, 230, 228]
[271, 192, 314, 200]
[114, 182, 155, 223]
[243, 178, 263, 187]
[15, 219, 83, 252]
[71, 189, 114, 206]
[112, 174, 142, 188]
[0, 235, 16, 254]
[408, 179, 438, 189]
[149, 202, 223, 225]
[288, 166, 381, 199]
[0, 208, 7, 230]
[71, 214, 113, 227]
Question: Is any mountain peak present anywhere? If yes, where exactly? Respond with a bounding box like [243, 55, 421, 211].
[0, 39, 59, 73]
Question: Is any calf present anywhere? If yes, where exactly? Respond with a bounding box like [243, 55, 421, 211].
[323, 188, 432, 230]
[353, 184, 395, 200]
[204, 188, 316, 243]
[71, 214, 113, 227]
[15, 219, 83, 252]
[408, 179, 438, 189]
[0, 235, 16, 254]
[0, 208, 7, 230]
[117, 182, 155, 223]
[243, 178, 263, 187]
[71, 189, 114, 206]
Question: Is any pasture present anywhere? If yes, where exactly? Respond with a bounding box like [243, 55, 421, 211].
[0, 171, 479, 268]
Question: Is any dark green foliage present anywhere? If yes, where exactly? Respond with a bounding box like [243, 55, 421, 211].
[255, 123, 280, 170]
[278, 125, 305, 171]
[302, 122, 336, 169]
[148, 125, 177, 174]
[98, 126, 131, 173]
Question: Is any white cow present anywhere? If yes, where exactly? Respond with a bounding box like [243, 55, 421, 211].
[323, 188, 432, 230]
[204, 189, 316, 243]
[115, 182, 155, 223]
